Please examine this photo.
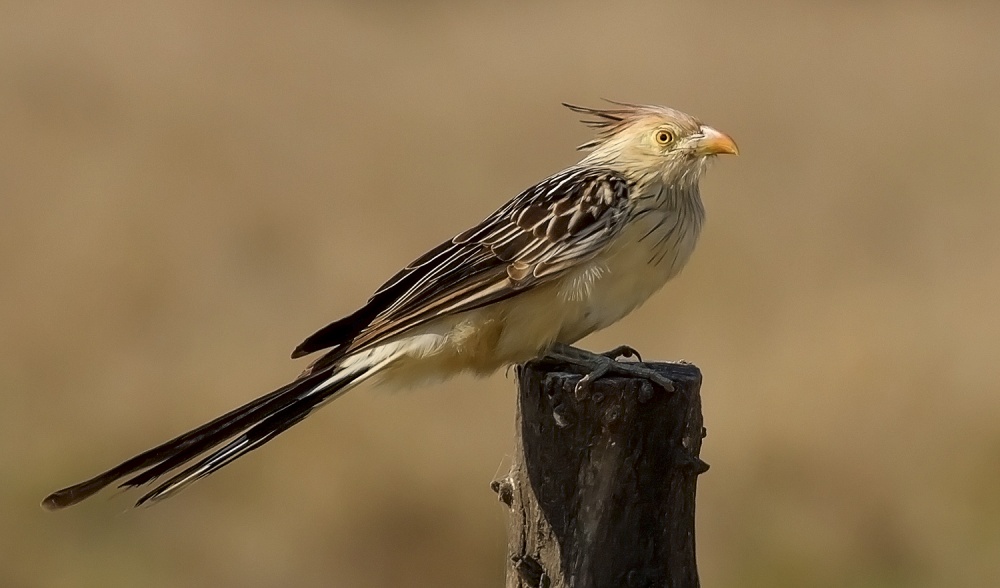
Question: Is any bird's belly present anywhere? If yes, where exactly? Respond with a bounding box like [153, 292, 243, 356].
[374, 285, 571, 386]
[556, 210, 700, 341]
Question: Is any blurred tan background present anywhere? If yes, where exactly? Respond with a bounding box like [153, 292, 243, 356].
[3, 1, 999, 586]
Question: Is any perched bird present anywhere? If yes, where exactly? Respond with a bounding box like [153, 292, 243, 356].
[43, 102, 737, 509]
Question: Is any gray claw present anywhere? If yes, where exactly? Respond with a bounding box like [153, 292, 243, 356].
[647, 372, 675, 393]
[600, 345, 642, 362]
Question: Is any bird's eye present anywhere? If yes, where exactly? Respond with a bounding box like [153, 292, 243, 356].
[655, 130, 674, 145]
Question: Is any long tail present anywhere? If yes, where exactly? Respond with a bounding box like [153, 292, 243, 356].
[42, 352, 387, 509]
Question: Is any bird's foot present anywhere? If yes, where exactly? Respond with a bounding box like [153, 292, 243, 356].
[547, 343, 674, 397]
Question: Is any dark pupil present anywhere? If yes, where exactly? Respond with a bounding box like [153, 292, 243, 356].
[659, 132, 669, 142]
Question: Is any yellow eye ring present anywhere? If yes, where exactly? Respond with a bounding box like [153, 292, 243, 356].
[655, 130, 674, 145]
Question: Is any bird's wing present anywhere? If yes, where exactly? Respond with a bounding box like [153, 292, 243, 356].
[293, 167, 634, 361]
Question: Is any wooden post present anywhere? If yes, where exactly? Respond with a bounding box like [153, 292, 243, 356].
[492, 357, 707, 588]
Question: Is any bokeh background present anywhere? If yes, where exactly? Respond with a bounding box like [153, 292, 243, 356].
[3, 1, 999, 586]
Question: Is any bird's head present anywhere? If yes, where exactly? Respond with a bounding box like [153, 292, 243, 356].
[566, 101, 738, 188]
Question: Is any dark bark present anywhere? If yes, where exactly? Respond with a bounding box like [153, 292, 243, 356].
[493, 357, 707, 588]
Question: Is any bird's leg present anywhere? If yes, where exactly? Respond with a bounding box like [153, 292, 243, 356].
[546, 343, 674, 395]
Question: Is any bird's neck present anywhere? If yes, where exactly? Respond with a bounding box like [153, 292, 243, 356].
[629, 169, 705, 216]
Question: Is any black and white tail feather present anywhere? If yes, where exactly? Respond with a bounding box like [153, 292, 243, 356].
[44, 301, 429, 509]
[42, 355, 379, 509]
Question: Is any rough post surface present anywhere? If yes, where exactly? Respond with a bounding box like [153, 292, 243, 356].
[493, 357, 707, 588]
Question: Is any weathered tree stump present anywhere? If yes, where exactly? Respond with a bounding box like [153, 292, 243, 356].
[492, 357, 707, 588]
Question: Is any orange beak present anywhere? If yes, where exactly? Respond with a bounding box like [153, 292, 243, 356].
[695, 125, 739, 156]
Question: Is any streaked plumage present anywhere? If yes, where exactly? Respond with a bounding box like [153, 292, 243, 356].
[43, 102, 737, 509]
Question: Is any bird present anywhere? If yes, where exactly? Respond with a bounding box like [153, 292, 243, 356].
[42, 101, 737, 510]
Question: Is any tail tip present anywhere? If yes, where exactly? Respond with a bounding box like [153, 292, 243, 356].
[41, 491, 71, 511]
[41, 481, 105, 511]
